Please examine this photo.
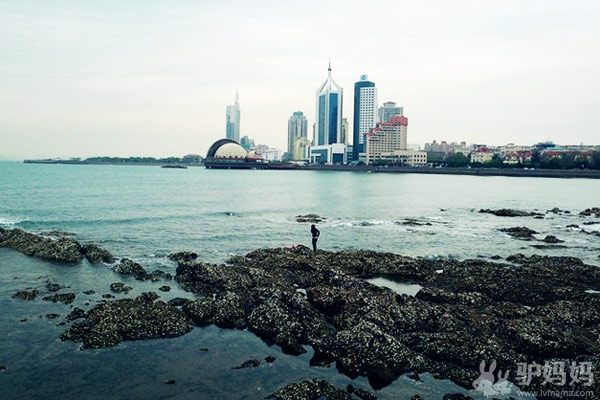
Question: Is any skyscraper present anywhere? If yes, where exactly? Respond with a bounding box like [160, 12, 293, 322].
[226, 91, 241, 142]
[315, 63, 343, 146]
[352, 75, 377, 161]
[378, 101, 403, 123]
[287, 111, 308, 155]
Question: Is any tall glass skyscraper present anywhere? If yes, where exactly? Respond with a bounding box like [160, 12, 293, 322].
[353, 75, 377, 161]
[315, 63, 343, 146]
[226, 91, 241, 142]
[287, 111, 308, 154]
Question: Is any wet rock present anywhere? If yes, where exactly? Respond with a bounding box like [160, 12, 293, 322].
[112, 258, 148, 280]
[479, 208, 543, 217]
[167, 297, 189, 307]
[542, 235, 564, 243]
[81, 243, 115, 264]
[83, 290, 96, 295]
[12, 289, 39, 301]
[347, 385, 377, 400]
[137, 292, 160, 303]
[233, 359, 260, 369]
[46, 313, 61, 319]
[110, 282, 133, 294]
[168, 251, 198, 263]
[66, 307, 86, 321]
[499, 226, 537, 239]
[265, 355, 276, 363]
[42, 293, 76, 304]
[173, 247, 600, 395]
[266, 379, 353, 400]
[45, 282, 66, 292]
[60, 297, 194, 349]
[164, 379, 176, 384]
[296, 214, 326, 223]
[580, 207, 600, 217]
[442, 395, 474, 400]
[147, 270, 172, 282]
[0, 228, 83, 263]
[158, 285, 171, 292]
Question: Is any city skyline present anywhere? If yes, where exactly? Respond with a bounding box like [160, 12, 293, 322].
[1, 1, 599, 160]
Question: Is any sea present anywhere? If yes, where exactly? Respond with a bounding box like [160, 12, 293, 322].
[1, 161, 599, 400]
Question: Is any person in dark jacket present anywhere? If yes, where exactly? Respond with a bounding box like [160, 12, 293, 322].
[311, 224, 320, 252]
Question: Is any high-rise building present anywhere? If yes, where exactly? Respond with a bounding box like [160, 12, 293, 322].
[226, 91, 241, 142]
[364, 116, 409, 164]
[378, 101, 403, 123]
[315, 63, 343, 146]
[341, 118, 349, 145]
[287, 111, 308, 155]
[353, 75, 377, 161]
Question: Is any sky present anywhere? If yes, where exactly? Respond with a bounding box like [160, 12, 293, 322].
[1, 0, 599, 160]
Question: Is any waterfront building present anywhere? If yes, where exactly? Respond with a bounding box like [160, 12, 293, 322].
[287, 111, 308, 155]
[470, 147, 494, 164]
[240, 135, 255, 151]
[353, 75, 377, 160]
[315, 63, 343, 146]
[364, 116, 410, 165]
[263, 148, 283, 162]
[226, 91, 241, 142]
[378, 101, 403, 123]
[205, 138, 264, 169]
[293, 137, 311, 161]
[309, 143, 347, 165]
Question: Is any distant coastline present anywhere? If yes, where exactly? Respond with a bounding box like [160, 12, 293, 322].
[21, 158, 600, 178]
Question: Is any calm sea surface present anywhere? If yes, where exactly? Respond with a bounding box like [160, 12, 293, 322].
[1, 162, 599, 399]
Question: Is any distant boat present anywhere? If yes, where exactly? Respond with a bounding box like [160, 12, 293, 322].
[161, 165, 187, 169]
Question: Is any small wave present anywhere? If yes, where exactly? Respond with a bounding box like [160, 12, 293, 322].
[0, 216, 27, 227]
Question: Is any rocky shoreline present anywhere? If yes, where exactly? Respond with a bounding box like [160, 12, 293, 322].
[3, 226, 600, 399]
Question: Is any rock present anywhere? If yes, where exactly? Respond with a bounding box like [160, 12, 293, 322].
[499, 227, 537, 239]
[168, 252, 198, 263]
[12, 289, 39, 301]
[172, 247, 600, 395]
[542, 235, 564, 243]
[233, 359, 260, 369]
[46, 313, 61, 319]
[167, 297, 189, 307]
[580, 207, 600, 217]
[112, 258, 148, 280]
[42, 293, 76, 304]
[0, 228, 83, 263]
[295, 214, 326, 223]
[110, 282, 132, 294]
[158, 285, 171, 292]
[60, 297, 194, 349]
[81, 243, 115, 263]
[66, 307, 86, 321]
[347, 385, 377, 400]
[442, 395, 474, 400]
[479, 208, 543, 217]
[164, 379, 176, 384]
[266, 379, 353, 400]
[265, 355, 276, 363]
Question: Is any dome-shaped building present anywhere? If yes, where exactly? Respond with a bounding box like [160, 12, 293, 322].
[205, 139, 265, 169]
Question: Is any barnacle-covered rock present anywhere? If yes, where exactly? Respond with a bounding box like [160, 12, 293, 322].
[60, 297, 193, 349]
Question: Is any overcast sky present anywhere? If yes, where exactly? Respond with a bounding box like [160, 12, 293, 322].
[1, 0, 599, 160]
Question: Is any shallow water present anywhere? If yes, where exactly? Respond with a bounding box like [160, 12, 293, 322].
[2, 162, 597, 399]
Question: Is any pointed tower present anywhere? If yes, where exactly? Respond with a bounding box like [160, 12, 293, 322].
[315, 63, 343, 145]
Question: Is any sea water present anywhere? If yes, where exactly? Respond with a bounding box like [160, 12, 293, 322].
[1, 161, 598, 399]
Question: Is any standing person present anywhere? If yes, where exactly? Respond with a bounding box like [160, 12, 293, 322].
[311, 224, 320, 252]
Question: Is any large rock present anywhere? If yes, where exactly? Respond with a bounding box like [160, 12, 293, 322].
[173, 247, 600, 395]
[0, 228, 113, 264]
[0, 228, 83, 263]
[60, 295, 194, 349]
